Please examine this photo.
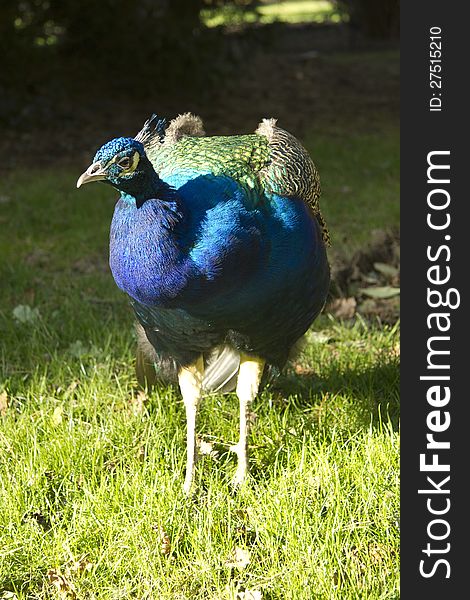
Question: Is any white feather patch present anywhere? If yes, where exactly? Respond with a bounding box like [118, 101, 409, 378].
[164, 113, 205, 145]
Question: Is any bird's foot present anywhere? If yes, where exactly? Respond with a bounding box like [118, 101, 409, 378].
[183, 475, 194, 497]
[231, 468, 248, 489]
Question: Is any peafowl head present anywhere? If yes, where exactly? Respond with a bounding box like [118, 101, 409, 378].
[77, 137, 161, 206]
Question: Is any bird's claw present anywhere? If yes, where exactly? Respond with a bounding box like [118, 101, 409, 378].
[183, 476, 195, 497]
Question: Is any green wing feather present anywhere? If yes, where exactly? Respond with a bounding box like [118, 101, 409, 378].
[135, 113, 330, 245]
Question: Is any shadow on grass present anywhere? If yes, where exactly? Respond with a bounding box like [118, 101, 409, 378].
[270, 358, 400, 430]
[195, 358, 399, 485]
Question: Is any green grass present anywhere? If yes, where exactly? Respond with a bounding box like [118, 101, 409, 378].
[202, 0, 341, 28]
[308, 128, 400, 250]
[0, 129, 399, 598]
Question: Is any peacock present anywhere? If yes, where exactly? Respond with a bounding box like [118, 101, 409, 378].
[77, 113, 330, 493]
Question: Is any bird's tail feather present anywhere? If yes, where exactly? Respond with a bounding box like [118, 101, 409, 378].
[202, 346, 279, 393]
[202, 346, 240, 393]
[136, 322, 240, 393]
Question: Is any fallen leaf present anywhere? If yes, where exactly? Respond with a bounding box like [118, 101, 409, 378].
[359, 286, 400, 299]
[65, 381, 79, 396]
[237, 591, 262, 600]
[293, 364, 316, 376]
[0, 391, 8, 416]
[152, 524, 171, 556]
[47, 569, 76, 599]
[308, 331, 331, 344]
[160, 531, 171, 556]
[1, 591, 19, 599]
[51, 406, 63, 426]
[67, 556, 93, 574]
[328, 297, 357, 319]
[12, 304, 40, 324]
[358, 296, 400, 323]
[224, 547, 251, 569]
[368, 542, 389, 564]
[358, 299, 379, 313]
[129, 390, 147, 416]
[362, 273, 380, 284]
[373, 262, 399, 278]
[198, 438, 219, 459]
[67, 340, 88, 358]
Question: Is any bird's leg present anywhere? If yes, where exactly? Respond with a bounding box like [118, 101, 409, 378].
[178, 355, 204, 495]
[231, 354, 265, 487]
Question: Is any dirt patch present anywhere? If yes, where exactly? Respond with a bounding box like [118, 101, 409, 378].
[328, 228, 400, 323]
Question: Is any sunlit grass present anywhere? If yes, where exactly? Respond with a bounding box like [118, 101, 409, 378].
[259, 0, 342, 24]
[306, 128, 400, 250]
[0, 126, 399, 598]
[202, 0, 342, 28]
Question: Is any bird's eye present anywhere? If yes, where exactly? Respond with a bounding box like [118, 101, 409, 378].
[118, 156, 132, 169]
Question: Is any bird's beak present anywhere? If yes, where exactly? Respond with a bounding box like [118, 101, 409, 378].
[76, 162, 107, 188]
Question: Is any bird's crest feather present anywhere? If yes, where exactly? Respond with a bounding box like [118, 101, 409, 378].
[135, 112, 205, 153]
[134, 114, 168, 147]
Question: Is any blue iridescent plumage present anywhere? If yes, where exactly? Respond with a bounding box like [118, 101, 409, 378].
[106, 160, 328, 367]
[77, 114, 330, 490]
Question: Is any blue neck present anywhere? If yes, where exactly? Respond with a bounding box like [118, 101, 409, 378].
[116, 168, 176, 209]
